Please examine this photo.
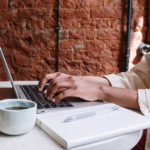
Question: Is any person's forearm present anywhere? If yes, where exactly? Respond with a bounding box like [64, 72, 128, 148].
[100, 86, 140, 110]
[78, 76, 111, 86]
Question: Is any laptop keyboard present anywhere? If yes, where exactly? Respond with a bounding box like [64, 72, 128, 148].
[19, 85, 74, 109]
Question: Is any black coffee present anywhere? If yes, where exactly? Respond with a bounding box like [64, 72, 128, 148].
[5, 107, 28, 110]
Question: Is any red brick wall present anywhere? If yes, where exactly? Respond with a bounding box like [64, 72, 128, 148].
[0, 0, 147, 81]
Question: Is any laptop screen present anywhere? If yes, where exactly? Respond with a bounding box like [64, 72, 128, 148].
[0, 47, 20, 99]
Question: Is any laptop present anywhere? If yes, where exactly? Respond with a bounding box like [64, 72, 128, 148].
[0, 47, 104, 113]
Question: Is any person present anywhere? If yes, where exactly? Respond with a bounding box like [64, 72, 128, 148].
[37, 53, 150, 150]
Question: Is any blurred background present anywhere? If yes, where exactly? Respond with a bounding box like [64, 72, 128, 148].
[0, 0, 147, 81]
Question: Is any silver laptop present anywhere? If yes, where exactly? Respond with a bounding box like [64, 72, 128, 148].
[0, 47, 104, 113]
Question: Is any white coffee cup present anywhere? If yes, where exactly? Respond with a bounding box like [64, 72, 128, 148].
[0, 99, 37, 135]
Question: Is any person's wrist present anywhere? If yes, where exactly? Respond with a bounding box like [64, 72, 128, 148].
[98, 85, 107, 101]
[76, 75, 83, 80]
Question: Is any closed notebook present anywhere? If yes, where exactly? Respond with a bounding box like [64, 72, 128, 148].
[36, 104, 150, 149]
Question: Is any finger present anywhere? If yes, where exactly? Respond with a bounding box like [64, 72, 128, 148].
[42, 73, 70, 93]
[37, 73, 59, 92]
[46, 79, 74, 100]
[44, 88, 65, 95]
[43, 88, 48, 94]
[56, 88, 66, 94]
[52, 89, 75, 102]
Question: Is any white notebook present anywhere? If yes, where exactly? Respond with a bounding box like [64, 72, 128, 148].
[36, 104, 150, 149]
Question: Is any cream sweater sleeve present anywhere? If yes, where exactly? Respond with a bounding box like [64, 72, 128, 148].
[103, 53, 150, 117]
[138, 89, 150, 118]
[103, 54, 150, 150]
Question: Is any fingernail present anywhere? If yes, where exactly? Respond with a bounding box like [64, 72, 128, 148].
[52, 98, 55, 102]
[38, 87, 42, 91]
[44, 90, 47, 94]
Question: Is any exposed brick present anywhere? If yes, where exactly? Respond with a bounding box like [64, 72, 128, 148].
[91, 7, 121, 18]
[59, 9, 76, 19]
[9, 20, 26, 30]
[17, 9, 50, 19]
[46, 40, 57, 50]
[59, 39, 84, 49]
[80, 20, 96, 29]
[68, 70, 81, 75]
[0, 0, 8, 9]
[20, 68, 52, 79]
[130, 41, 142, 52]
[49, 50, 57, 59]
[59, 50, 73, 60]
[34, 0, 57, 8]
[8, 39, 20, 49]
[2, 47, 15, 58]
[60, 20, 80, 29]
[26, 0, 34, 8]
[0, 20, 9, 29]
[73, 44, 85, 50]
[0, 10, 15, 20]
[9, 0, 25, 8]
[96, 19, 109, 29]
[31, 59, 47, 68]
[12, 56, 31, 67]
[84, 0, 104, 8]
[44, 20, 57, 29]
[63, 60, 82, 70]
[0, 0, 147, 80]
[45, 59, 57, 69]
[105, 40, 125, 51]
[34, 30, 56, 41]
[17, 9, 30, 19]
[73, 51, 103, 61]
[82, 61, 101, 73]
[130, 31, 142, 41]
[104, 0, 123, 8]
[61, 0, 83, 9]
[21, 31, 33, 40]
[85, 41, 105, 51]
[59, 30, 69, 39]
[133, 18, 145, 32]
[51, 9, 57, 19]
[19, 41, 37, 56]
[60, 9, 89, 20]
[112, 51, 125, 63]
[100, 52, 114, 62]
[109, 19, 122, 31]
[133, 0, 146, 7]
[101, 63, 113, 73]
[133, 8, 146, 18]
[31, 19, 44, 29]
[69, 30, 95, 40]
[0, 38, 7, 47]
[76, 9, 90, 20]
[96, 30, 125, 40]
[147, 30, 150, 42]
[35, 49, 50, 58]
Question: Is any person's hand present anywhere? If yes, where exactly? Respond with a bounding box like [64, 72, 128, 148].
[44, 76, 103, 102]
[37, 72, 73, 93]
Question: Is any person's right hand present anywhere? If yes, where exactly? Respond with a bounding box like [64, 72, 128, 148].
[37, 72, 72, 93]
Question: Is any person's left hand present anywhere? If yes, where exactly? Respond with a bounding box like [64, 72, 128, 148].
[45, 76, 103, 102]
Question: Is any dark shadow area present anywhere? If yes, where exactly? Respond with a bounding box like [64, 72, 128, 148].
[0, 88, 16, 100]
